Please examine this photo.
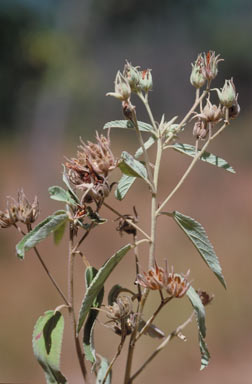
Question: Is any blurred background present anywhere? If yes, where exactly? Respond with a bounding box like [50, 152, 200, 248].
[0, 0, 251, 383]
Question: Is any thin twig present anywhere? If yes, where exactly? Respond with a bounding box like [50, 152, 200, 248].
[68, 224, 87, 382]
[14, 224, 70, 307]
[156, 118, 229, 215]
[135, 296, 172, 342]
[102, 334, 126, 384]
[129, 312, 194, 383]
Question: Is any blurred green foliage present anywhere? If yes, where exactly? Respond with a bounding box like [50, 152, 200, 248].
[0, 0, 251, 137]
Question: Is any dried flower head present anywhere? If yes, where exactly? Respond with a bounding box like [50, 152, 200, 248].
[202, 51, 223, 82]
[193, 119, 208, 140]
[194, 99, 222, 124]
[196, 290, 214, 306]
[0, 198, 18, 229]
[16, 189, 39, 225]
[106, 296, 132, 321]
[0, 190, 39, 229]
[65, 131, 116, 204]
[136, 261, 191, 298]
[136, 263, 165, 290]
[163, 265, 191, 298]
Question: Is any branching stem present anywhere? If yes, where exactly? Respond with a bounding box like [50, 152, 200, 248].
[129, 311, 194, 383]
[156, 117, 229, 215]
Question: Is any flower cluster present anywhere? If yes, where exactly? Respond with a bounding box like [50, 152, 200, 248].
[136, 261, 191, 298]
[0, 189, 39, 229]
[65, 131, 116, 205]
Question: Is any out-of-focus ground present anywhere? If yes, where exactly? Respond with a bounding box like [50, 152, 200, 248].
[0, 1, 252, 383]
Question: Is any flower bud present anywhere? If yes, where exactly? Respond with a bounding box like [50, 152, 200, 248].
[106, 71, 131, 101]
[193, 120, 208, 139]
[190, 54, 206, 88]
[138, 69, 152, 92]
[123, 61, 140, 91]
[214, 78, 237, 108]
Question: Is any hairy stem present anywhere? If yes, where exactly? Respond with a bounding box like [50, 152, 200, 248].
[149, 135, 163, 267]
[131, 108, 154, 191]
[14, 224, 69, 306]
[68, 225, 87, 382]
[135, 296, 172, 342]
[103, 334, 126, 384]
[129, 312, 194, 383]
[156, 118, 229, 215]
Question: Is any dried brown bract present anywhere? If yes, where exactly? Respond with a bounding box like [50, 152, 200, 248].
[16, 189, 39, 225]
[0, 198, 18, 228]
[196, 290, 214, 306]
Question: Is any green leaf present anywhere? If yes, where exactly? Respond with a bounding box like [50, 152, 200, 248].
[96, 356, 111, 384]
[199, 331, 210, 370]
[32, 310, 67, 384]
[115, 174, 136, 200]
[186, 286, 206, 338]
[53, 221, 66, 245]
[186, 286, 210, 370]
[170, 211, 226, 288]
[103, 120, 154, 133]
[134, 135, 156, 158]
[16, 211, 69, 259]
[114, 135, 155, 200]
[62, 165, 80, 204]
[77, 244, 131, 333]
[118, 151, 148, 180]
[49, 186, 77, 206]
[172, 143, 236, 174]
[83, 267, 104, 364]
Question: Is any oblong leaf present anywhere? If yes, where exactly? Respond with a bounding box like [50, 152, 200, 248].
[118, 151, 148, 180]
[103, 120, 153, 133]
[172, 143, 235, 174]
[199, 331, 210, 370]
[115, 174, 136, 200]
[49, 186, 77, 206]
[32, 310, 67, 384]
[54, 221, 66, 245]
[186, 286, 206, 338]
[96, 356, 111, 384]
[170, 211, 226, 288]
[16, 211, 69, 259]
[77, 244, 131, 333]
[83, 267, 104, 364]
[186, 286, 210, 370]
